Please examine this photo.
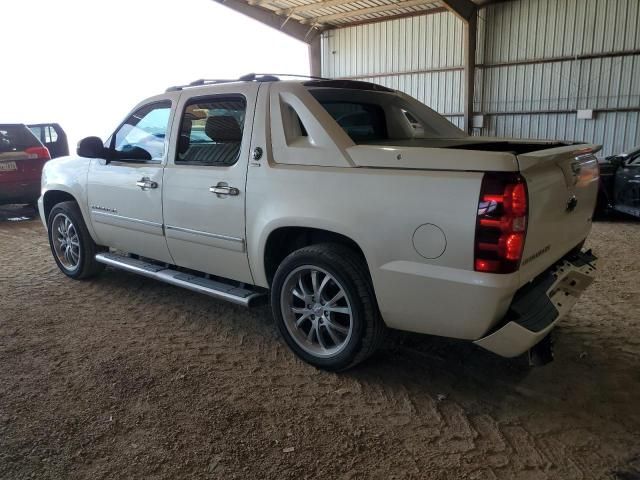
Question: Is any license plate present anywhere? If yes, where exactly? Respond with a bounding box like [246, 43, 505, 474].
[0, 161, 17, 172]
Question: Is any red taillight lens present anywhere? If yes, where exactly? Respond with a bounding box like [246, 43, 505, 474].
[474, 173, 528, 274]
[24, 146, 51, 160]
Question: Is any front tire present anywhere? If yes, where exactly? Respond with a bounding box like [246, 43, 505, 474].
[271, 243, 385, 371]
[47, 201, 105, 279]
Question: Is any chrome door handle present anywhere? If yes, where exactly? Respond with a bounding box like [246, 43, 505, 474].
[136, 177, 158, 190]
[209, 182, 240, 197]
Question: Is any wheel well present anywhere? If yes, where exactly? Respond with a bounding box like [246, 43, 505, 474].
[43, 190, 77, 221]
[263, 227, 368, 285]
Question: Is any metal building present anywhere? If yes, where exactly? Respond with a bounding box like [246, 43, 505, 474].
[217, 0, 640, 157]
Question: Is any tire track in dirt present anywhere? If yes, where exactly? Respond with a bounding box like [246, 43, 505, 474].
[0, 212, 639, 479]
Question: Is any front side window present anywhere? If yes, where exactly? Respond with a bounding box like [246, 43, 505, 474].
[176, 96, 246, 166]
[113, 101, 171, 161]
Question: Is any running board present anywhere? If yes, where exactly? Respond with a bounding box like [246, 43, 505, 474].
[95, 252, 265, 307]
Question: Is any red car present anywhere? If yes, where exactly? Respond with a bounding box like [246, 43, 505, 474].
[0, 124, 52, 207]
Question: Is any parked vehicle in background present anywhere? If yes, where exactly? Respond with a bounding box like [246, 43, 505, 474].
[597, 145, 640, 218]
[0, 124, 50, 207]
[39, 75, 600, 371]
[28, 123, 69, 159]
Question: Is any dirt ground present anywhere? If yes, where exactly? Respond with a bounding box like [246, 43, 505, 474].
[0, 204, 639, 480]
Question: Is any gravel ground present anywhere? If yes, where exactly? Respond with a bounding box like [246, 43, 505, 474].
[0, 204, 639, 480]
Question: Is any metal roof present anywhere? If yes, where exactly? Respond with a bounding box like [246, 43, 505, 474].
[245, 0, 446, 28]
[214, 0, 491, 43]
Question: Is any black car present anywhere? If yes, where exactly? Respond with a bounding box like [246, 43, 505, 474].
[597, 145, 640, 218]
[27, 123, 69, 158]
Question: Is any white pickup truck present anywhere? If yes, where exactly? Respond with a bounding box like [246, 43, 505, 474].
[39, 74, 599, 370]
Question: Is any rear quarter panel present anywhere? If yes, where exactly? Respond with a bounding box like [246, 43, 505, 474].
[245, 161, 503, 337]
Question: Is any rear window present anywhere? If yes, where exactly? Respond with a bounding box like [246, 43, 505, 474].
[308, 88, 465, 144]
[0, 125, 41, 153]
[318, 102, 388, 142]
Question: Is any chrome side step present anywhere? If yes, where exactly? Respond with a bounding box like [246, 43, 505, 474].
[95, 252, 265, 307]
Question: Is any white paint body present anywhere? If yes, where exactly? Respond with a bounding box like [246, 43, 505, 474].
[39, 80, 600, 357]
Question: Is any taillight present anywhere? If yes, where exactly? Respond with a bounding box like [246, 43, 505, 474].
[24, 146, 51, 160]
[474, 173, 528, 274]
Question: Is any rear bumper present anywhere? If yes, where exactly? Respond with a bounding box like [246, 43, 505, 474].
[474, 249, 597, 357]
[0, 181, 40, 205]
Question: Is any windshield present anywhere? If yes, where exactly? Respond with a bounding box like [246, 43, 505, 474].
[308, 88, 465, 144]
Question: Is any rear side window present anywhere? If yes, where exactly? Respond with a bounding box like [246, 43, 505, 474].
[176, 96, 246, 166]
[318, 102, 387, 142]
[0, 125, 41, 153]
[28, 125, 58, 143]
[45, 126, 58, 143]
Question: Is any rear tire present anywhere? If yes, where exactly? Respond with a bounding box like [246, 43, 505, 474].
[47, 201, 105, 279]
[271, 243, 385, 371]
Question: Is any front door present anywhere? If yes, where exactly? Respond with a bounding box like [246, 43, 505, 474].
[161, 84, 259, 284]
[87, 98, 176, 263]
[613, 153, 640, 218]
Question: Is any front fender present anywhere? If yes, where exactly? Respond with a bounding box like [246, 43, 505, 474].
[40, 156, 97, 241]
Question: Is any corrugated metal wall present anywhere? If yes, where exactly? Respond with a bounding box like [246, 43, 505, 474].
[321, 11, 466, 129]
[321, 0, 640, 157]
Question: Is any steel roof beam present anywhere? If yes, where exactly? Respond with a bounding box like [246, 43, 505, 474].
[441, 0, 476, 21]
[212, 0, 319, 42]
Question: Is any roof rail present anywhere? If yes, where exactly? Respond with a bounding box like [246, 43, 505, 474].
[166, 73, 331, 92]
[166, 78, 236, 92]
[239, 73, 331, 81]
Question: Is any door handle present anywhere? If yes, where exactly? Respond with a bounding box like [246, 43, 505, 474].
[136, 177, 158, 190]
[209, 182, 240, 197]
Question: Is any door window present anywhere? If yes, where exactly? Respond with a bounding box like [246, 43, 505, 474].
[45, 125, 58, 143]
[176, 96, 246, 166]
[113, 101, 171, 161]
[28, 125, 44, 142]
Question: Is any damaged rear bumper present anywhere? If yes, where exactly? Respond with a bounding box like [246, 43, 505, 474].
[473, 249, 597, 358]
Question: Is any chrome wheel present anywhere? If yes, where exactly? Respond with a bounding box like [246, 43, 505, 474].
[280, 266, 353, 358]
[51, 213, 80, 271]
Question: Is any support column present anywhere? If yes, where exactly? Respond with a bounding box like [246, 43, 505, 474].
[463, 13, 477, 134]
[308, 35, 322, 77]
[442, 0, 477, 135]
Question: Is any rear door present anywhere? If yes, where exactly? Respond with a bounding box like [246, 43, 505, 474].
[161, 83, 259, 284]
[516, 145, 601, 283]
[86, 96, 177, 263]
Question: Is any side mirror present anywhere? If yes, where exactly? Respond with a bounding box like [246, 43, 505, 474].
[77, 136, 107, 159]
[606, 155, 625, 168]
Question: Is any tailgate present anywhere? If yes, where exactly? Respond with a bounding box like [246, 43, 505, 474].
[517, 144, 600, 285]
[0, 152, 47, 184]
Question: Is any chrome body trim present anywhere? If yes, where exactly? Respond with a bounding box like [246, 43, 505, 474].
[165, 225, 243, 243]
[91, 210, 163, 228]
